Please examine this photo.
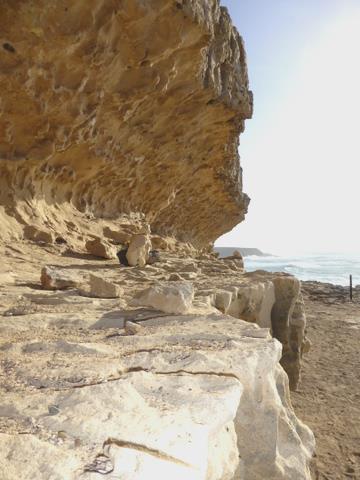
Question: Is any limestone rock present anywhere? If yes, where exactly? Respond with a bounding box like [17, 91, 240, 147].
[0, 314, 315, 480]
[134, 282, 194, 314]
[214, 289, 234, 313]
[0, 0, 252, 247]
[89, 274, 122, 299]
[126, 233, 152, 267]
[287, 293, 310, 390]
[85, 238, 117, 260]
[41, 266, 80, 290]
[271, 275, 301, 387]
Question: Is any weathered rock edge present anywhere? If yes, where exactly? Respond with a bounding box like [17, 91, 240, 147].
[0, 0, 252, 247]
[0, 314, 315, 480]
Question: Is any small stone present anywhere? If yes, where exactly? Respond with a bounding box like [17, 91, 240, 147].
[124, 321, 142, 335]
[85, 455, 114, 474]
[48, 405, 60, 416]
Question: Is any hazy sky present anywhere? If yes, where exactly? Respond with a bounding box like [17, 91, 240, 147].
[216, 0, 360, 254]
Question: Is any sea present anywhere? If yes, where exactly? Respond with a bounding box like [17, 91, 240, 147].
[215, 249, 360, 286]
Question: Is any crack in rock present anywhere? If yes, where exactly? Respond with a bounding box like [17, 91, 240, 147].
[102, 437, 194, 468]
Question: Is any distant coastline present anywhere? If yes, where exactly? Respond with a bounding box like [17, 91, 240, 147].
[214, 247, 272, 258]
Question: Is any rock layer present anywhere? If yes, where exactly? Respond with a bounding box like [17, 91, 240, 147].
[0, 0, 252, 247]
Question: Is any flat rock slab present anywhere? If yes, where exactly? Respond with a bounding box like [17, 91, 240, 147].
[41, 266, 82, 290]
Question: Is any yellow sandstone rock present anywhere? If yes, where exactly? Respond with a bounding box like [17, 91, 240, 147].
[0, 0, 252, 249]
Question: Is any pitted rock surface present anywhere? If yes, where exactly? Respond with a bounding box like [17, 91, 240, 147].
[0, 0, 252, 248]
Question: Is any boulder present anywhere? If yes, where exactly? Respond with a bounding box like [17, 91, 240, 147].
[85, 238, 117, 259]
[89, 274, 122, 299]
[41, 266, 80, 290]
[126, 233, 152, 267]
[134, 282, 194, 314]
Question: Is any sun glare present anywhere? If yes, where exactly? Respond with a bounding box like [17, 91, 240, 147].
[230, 7, 360, 254]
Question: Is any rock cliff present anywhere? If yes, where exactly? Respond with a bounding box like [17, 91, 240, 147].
[0, 1, 315, 479]
[0, 0, 252, 248]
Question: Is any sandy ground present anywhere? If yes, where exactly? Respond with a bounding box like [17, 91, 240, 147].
[293, 282, 360, 480]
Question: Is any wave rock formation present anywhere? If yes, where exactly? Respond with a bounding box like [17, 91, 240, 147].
[0, 0, 252, 247]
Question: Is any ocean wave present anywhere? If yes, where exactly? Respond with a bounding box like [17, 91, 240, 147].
[244, 253, 360, 285]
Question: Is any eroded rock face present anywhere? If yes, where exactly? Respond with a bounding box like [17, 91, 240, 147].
[0, 0, 252, 248]
[0, 312, 315, 480]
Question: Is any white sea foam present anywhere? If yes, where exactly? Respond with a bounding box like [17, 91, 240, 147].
[244, 253, 360, 286]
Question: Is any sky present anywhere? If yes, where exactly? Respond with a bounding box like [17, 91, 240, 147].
[215, 0, 360, 254]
